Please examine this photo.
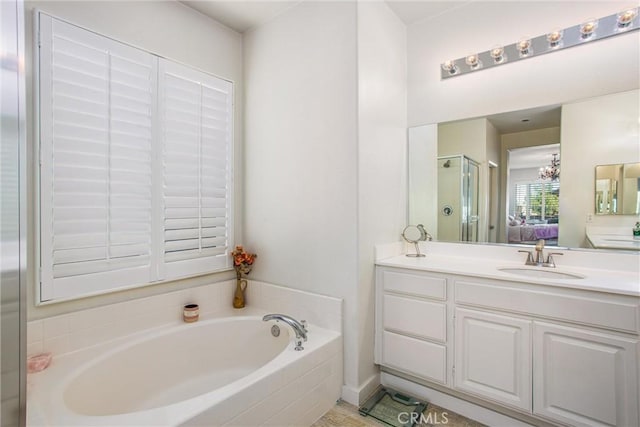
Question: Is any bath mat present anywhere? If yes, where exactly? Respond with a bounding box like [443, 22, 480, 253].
[359, 387, 428, 427]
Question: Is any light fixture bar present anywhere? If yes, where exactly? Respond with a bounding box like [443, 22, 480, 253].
[440, 8, 639, 79]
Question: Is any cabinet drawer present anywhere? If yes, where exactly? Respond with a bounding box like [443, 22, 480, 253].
[383, 270, 446, 300]
[455, 280, 639, 333]
[382, 331, 447, 384]
[383, 294, 446, 342]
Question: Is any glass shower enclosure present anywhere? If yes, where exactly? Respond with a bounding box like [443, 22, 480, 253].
[437, 155, 480, 242]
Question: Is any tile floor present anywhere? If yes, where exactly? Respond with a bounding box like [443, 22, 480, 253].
[312, 400, 485, 427]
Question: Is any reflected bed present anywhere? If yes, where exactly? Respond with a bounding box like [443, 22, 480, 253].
[508, 224, 558, 243]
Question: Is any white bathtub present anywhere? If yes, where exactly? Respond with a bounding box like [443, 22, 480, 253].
[27, 312, 343, 426]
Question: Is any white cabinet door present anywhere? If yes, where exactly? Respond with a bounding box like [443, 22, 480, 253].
[454, 308, 532, 411]
[533, 322, 639, 427]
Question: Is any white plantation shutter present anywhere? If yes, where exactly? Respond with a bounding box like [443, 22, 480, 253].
[39, 15, 157, 300]
[159, 60, 233, 279]
[514, 181, 560, 220]
[38, 14, 234, 301]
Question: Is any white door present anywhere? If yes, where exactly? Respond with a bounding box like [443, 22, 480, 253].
[533, 322, 639, 427]
[454, 308, 532, 411]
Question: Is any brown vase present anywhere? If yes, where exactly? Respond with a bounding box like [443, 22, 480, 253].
[233, 278, 247, 308]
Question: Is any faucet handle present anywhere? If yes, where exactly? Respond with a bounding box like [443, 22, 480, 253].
[545, 252, 563, 267]
[518, 250, 534, 264]
[301, 320, 308, 333]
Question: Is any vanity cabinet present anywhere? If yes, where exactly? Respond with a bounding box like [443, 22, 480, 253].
[375, 265, 640, 427]
[454, 308, 532, 412]
[533, 322, 639, 427]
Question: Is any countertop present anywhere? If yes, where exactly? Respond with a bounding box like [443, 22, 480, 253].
[377, 253, 640, 297]
[587, 233, 640, 251]
[586, 226, 640, 251]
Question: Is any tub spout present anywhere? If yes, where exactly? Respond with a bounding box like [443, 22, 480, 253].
[263, 314, 308, 350]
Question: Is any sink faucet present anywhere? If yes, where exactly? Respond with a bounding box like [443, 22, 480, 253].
[263, 314, 308, 351]
[518, 239, 563, 268]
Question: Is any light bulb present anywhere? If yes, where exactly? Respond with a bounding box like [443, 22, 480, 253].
[490, 45, 505, 64]
[580, 19, 598, 39]
[517, 38, 532, 57]
[441, 60, 459, 75]
[617, 8, 637, 28]
[465, 53, 481, 69]
[546, 29, 563, 48]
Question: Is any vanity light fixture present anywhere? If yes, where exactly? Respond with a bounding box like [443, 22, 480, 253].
[440, 7, 639, 79]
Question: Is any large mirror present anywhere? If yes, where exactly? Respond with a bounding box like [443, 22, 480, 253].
[409, 89, 640, 251]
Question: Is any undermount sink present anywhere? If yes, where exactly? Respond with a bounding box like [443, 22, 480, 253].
[498, 267, 585, 280]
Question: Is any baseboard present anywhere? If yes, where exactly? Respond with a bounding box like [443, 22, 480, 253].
[341, 372, 381, 406]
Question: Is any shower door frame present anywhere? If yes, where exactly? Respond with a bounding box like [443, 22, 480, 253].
[1, 0, 28, 424]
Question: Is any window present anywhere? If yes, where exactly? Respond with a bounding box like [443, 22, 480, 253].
[37, 13, 233, 302]
[514, 181, 560, 223]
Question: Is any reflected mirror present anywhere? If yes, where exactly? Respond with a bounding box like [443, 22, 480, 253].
[596, 162, 640, 215]
[409, 89, 640, 250]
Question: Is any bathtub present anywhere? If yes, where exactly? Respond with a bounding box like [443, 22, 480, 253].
[27, 311, 343, 426]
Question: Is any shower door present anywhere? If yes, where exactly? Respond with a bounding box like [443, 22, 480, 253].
[1, 0, 27, 424]
[462, 158, 479, 242]
[437, 155, 479, 242]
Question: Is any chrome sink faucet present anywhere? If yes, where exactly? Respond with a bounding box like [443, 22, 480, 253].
[263, 314, 308, 351]
[518, 239, 563, 268]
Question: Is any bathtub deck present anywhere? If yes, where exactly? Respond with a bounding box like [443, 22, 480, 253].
[312, 400, 485, 427]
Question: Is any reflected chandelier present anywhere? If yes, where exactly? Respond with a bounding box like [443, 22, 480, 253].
[539, 154, 560, 181]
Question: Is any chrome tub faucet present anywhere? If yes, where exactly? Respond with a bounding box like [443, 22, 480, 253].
[263, 314, 308, 351]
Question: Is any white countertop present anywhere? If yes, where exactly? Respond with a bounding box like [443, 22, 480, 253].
[377, 253, 640, 297]
[586, 226, 640, 251]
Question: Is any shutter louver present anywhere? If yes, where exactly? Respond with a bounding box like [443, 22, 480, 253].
[39, 15, 157, 300]
[159, 60, 233, 279]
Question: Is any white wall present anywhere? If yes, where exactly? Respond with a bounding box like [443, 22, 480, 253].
[560, 90, 640, 247]
[408, 1, 640, 127]
[243, 0, 361, 399]
[244, 0, 407, 404]
[25, 1, 243, 319]
[408, 125, 438, 236]
[486, 121, 500, 242]
[356, 0, 407, 402]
